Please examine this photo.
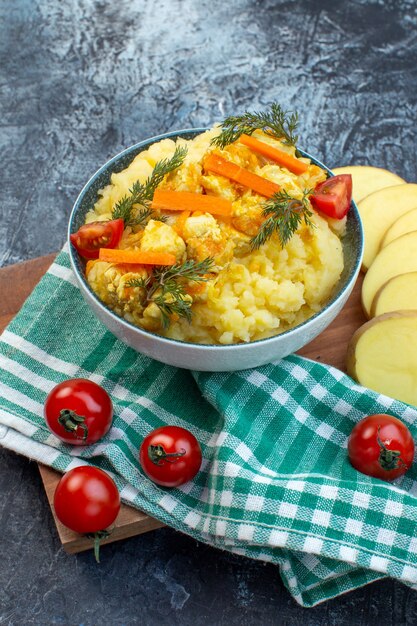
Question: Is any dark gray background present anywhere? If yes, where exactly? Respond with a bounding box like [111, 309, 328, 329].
[1, 1, 417, 624]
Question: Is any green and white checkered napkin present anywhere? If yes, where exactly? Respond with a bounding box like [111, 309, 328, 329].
[1, 247, 417, 606]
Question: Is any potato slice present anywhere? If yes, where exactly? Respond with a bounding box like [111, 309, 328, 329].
[358, 183, 417, 271]
[380, 207, 417, 248]
[346, 311, 417, 407]
[371, 272, 417, 317]
[361, 231, 417, 317]
[332, 165, 405, 204]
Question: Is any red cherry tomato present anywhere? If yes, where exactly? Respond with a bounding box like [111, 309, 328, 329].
[54, 466, 121, 561]
[54, 466, 120, 534]
[70, 218, 124, 259]
[139, 426, 202, 488]
[44, 378, 113, 445]
[348, 414, 414, 481]
[310, 174, 352, 219]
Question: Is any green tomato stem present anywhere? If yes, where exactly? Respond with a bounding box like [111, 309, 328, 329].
[376, 426, 407, 472]
[58, 409, 88, 441]
[148, 444, 186, 466]
[85, 530, 111, 563]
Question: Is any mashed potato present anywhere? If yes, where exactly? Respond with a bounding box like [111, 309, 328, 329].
[83, 127, 344, 344]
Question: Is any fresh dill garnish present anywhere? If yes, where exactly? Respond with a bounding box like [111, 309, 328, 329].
[126, 206, 168, 227]
[211, 103, 299, 149]
[126, 257, 214, 329]
[250, 189, 314, 250]
[152, 288, 194, 328]
[111, 145, 187, 227]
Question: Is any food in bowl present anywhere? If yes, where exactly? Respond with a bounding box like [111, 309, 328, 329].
[70, 104, 353, 346]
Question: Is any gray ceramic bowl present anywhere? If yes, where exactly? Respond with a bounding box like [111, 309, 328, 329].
[68, 129, 363, 371]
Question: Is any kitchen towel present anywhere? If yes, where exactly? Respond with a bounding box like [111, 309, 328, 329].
[1, 247, 417, 607]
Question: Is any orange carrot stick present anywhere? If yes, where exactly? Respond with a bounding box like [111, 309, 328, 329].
[203, 153, 280, 198]
[99, 248, 176, 265]
[239, 134, 309, 175]
[151, 190, 233, 216]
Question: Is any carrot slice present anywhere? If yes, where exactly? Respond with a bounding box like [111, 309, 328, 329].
[152, 190, 233, 216]
[239, 134, 309, 175]
[98, 248, 176, 265]
[203, 153, 280, 198]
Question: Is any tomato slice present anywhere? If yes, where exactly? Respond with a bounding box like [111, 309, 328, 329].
[310, 174, 352, 219]
[70, 218, 124, 259]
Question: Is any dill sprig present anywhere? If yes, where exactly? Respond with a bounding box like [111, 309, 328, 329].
[126, 257, 214, 329]
[250, 189, 314, 250]
[111, 145, 187, 227]
[152, 288, 194, 328]
[211, 103, 299, 149]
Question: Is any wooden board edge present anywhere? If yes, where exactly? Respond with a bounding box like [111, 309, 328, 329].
[2, 254, 367, 553]
[39, 465, 165, 553]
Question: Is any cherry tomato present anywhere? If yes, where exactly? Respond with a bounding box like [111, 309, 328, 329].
[348, 414, 414, 481]
[54, 466, 120, 561]
[70, 218, 124, 259]
[44, 378, 113, 445]
[310, 174, 352, 219]
[139, 426, 202, 488]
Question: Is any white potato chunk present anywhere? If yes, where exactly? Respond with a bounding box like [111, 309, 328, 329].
[380, 207, 417, 248]
[361, 231, 417, 317]
[346, 311, 417, 406]
[332, 165, 405, 204]
[371, 272, 417, 317]
[358, 183, 417, 271]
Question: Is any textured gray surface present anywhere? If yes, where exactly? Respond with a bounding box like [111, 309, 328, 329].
[1, 0, 417, 623]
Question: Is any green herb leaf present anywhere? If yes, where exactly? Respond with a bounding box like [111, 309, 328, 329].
[153, 257, 215, 283]
[212, 102, 299, 149]
[126, 257, 214, 328]
[250, 189, 314, 249]
[153, 287, 193, 329]
[111, 145, 187, 226]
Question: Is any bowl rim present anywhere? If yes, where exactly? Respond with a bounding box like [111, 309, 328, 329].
[68, 128, 364, 352]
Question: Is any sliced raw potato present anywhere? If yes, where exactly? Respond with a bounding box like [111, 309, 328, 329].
[361, 231, 417, 317]
[346, 311, 417, 407]
[371, 272, 417, 317]
[332, 165, 405, 204]
[358, 183, 417, 271]
[380, 207, 417, 248]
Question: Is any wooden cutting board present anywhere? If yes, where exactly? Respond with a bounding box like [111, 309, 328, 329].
[0, 254, 366, 553]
